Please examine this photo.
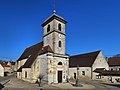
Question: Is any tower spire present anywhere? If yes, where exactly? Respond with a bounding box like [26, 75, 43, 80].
[53, 0, 56, 14]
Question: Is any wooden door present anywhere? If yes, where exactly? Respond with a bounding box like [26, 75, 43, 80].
[58, 71, 62, 83]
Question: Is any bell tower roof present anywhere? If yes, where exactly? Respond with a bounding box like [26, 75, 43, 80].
[41, 13, 67, 27]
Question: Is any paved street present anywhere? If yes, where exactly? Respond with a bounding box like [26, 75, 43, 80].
[0, 74, 120, 90]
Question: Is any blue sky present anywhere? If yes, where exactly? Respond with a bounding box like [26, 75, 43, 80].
[0, 0, 120, 61]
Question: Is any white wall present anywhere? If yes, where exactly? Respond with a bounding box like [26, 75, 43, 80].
[0, 64, 4, 77]
[69, 67, 91, 80]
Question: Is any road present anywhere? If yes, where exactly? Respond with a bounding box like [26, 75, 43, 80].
[0, 74, 14, 82]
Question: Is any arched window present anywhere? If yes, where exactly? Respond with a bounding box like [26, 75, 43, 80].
[58, 62, 62, 65]
[47, 24, 50, 32]
[58, 41, 62, 47]
[74, 73, 76, 79]
[58, 23, 61, 31]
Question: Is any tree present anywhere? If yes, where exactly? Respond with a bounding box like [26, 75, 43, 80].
[37, 74, 44, 87]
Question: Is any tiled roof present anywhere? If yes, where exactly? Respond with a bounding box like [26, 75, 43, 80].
[41, 13, 67, 27]
[17, 41, 53, 70]
[69, 50, 101, 67]
[0, 62, 10, 67]
[108, 57, 120, 66]
[17, 41, 43, 61]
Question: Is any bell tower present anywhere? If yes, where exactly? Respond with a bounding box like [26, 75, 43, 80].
[41, 11, 67, 55]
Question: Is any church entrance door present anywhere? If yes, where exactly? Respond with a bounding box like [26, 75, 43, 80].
[58, 71, 62, 83]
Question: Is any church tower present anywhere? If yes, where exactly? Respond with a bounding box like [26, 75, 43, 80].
[41, 11, 69, 84]
[41, 11, 67, 55]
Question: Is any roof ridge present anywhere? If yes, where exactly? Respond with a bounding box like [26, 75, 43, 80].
[70, 50, 101, 57]
[26, 41, 43, 49]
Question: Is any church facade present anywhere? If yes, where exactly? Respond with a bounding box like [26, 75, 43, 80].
[17, 12, 69, 84]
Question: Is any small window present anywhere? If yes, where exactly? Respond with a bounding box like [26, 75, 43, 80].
[111, 68, 113, 71]
[58, 23, 61, 31]
[47, 24, 50, 32]
[82, 71, 85, 75]
[58, 62, 62, 65]
[58, 41, 62, 47]
[74, 73, 76, 79]
[25, 71, 27, 78]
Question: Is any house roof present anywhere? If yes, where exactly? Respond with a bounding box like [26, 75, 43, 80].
[41, 13, 67, 27]
[69, 50, 101, 67]
[94, 68, 120, 76]
[108, 57, 120, 66]
[0, 62, 10, 67]
[17, 41, 53, 69]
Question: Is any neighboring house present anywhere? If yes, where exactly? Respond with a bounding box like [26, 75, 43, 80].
[69, 50, 109, 81]
[108, 57, 120, 71]
[104, 57, 120, 83]
[7, 61, 16, 72]
[0, 63, 4, 77]
[0, 62, 10, 76]
[17, 12, 69, 84]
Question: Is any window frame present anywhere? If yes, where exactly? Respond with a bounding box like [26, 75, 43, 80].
[58, 41, 62, 47]
[58, 23, 61, 31]
[82, 71, 85, 75]
[47, 24, 50, 32]
[25, 71, 27, 78]
[58, 62, 62, 65]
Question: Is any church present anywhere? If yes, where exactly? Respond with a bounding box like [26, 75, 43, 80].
[17, 9, 112, 84]
[17, 10, 69, 84]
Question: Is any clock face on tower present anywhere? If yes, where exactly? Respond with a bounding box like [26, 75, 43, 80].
[59, 34, 62, 38]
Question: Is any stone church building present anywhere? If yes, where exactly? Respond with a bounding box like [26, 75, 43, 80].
[17, 12, 69, 84]
[17, 11, 112, 84]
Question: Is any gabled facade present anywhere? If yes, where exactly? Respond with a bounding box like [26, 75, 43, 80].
[17, 12, 69, 84]
[7, 61, 16, 73]
[0, 62, 11, 77]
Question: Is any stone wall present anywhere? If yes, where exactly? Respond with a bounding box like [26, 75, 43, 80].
[69, 67, 91, 80]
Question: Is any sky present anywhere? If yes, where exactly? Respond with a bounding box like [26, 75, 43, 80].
[0, 0, 120, 61]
